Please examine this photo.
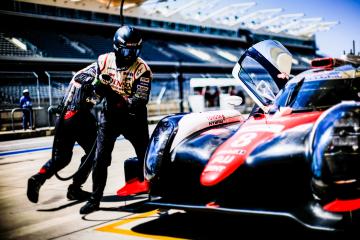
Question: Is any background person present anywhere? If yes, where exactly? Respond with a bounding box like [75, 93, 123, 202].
[20, 89, 33, 130]
[229, 86, 246, 105]
[229, 86, 237, 96]
[236, 89, 246, 105]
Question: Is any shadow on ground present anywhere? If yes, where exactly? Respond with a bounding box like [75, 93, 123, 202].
[131, 211, 351, 239]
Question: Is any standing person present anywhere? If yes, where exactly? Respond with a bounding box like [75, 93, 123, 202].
[214, 86, 220, 107]
[79, 25, 152, 214]
[26, 67, 100, 203]
[229, 86, 237, 96]
[204, 86, 212, 107]
[237, 89, 246, 105]
[20, 89, 33, 130]
[229, 86, 246, 105]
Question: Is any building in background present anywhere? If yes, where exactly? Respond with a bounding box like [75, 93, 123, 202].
[0, 0, 339, 129]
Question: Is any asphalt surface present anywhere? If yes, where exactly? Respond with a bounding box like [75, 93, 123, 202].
[0, 126, 347, 239]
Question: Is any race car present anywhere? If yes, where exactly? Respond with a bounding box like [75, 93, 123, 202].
[143, 40, 360, 231]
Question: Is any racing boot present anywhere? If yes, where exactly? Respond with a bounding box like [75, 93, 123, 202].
[116, 177, 149, 197]
[66, 184, 91, 201]
[79, 198, 100, 214]
[117, 157, 149, 197]
[27, 173, 46, 203]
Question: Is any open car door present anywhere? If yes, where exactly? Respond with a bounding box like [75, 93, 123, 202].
[232, 40, 292, 113]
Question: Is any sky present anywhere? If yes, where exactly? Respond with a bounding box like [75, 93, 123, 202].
[225, 0, 360, 57]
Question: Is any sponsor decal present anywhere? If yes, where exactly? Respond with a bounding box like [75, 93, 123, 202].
[135, 92, 148, 97]
[136, 89, 147, 96]
[216, 149, 246, 155]
[209, 119, 224, 126]
[305, 71, 343, 81]
[211, 155, 235, 164]
[135, 93, 148, 101]
[135, 64, 146, 79]
[207, 114, 225, 121]
[108, 76, 127, 96]
[124, 78, 133, 94]
[203, 165, 226, 173]
[137, 85, 149, 91]
[207, 114, 226, 126]
[135, 92, 148, 99]
[110, 78, 124, 89]
[140, 77, 150, 83]
[126, 41, 141, 47]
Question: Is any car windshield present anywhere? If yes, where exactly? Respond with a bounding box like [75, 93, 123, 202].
[274, 77, 360, 111]
[239, 56, 280, 105]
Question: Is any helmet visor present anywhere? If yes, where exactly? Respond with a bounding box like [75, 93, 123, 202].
[115, 46, 141, 59]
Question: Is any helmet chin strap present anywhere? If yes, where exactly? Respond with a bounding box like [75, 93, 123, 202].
[115, 56, 136, 70]
[116, 60, 130, 70]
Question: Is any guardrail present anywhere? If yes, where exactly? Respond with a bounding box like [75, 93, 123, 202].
[47, 105, 58, 127]
[11, 108, 33, 131]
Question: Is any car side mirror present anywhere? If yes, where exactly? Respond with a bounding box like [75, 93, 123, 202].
[225, 95, 243, 107]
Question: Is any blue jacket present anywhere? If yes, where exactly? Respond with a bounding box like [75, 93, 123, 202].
[20, 95, 32, 109]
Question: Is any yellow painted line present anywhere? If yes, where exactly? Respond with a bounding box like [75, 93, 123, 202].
[96, 209, 187, 240]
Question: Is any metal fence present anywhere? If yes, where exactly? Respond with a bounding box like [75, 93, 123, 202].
[0, 71, 72, 130]
[0, 70, 252, 131]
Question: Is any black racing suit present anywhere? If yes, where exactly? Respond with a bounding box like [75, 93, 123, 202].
[38, 65, 98, 187]
[85, 52, 152, 202]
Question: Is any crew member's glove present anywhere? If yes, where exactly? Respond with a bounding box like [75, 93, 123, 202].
[127, 97, 137, 118]
[85, 90, 102, 105]
[93, 74, 112, 86]
[127, 97, 147, 120]
[89, 74, 112, 102]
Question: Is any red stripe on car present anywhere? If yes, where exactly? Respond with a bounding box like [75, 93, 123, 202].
[323, 198, 360, 212]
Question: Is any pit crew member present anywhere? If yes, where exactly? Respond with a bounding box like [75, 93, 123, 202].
[27, 66, 99, 203]
[80, 25, 152, 214]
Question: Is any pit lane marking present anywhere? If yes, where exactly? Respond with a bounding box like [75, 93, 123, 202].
[0, 137, 124, 157]
[96, 209, 186, 240]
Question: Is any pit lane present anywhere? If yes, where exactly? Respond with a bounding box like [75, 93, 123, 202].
[0, 127, 345, 239]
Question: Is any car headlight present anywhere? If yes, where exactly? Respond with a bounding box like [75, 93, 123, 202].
[144, 117, 178, 181]
[310, 102, 360, 182]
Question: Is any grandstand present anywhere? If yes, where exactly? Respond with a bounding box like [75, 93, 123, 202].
[0, 0, 338, 130]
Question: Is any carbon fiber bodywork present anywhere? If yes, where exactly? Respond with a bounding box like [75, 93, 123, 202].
[143, 41, 360, 232]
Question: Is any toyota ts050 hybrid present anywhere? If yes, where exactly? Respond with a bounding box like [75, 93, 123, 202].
[142, 40, 360, 231]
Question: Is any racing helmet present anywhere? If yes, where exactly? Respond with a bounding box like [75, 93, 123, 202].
[113, 26, 142, 67]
